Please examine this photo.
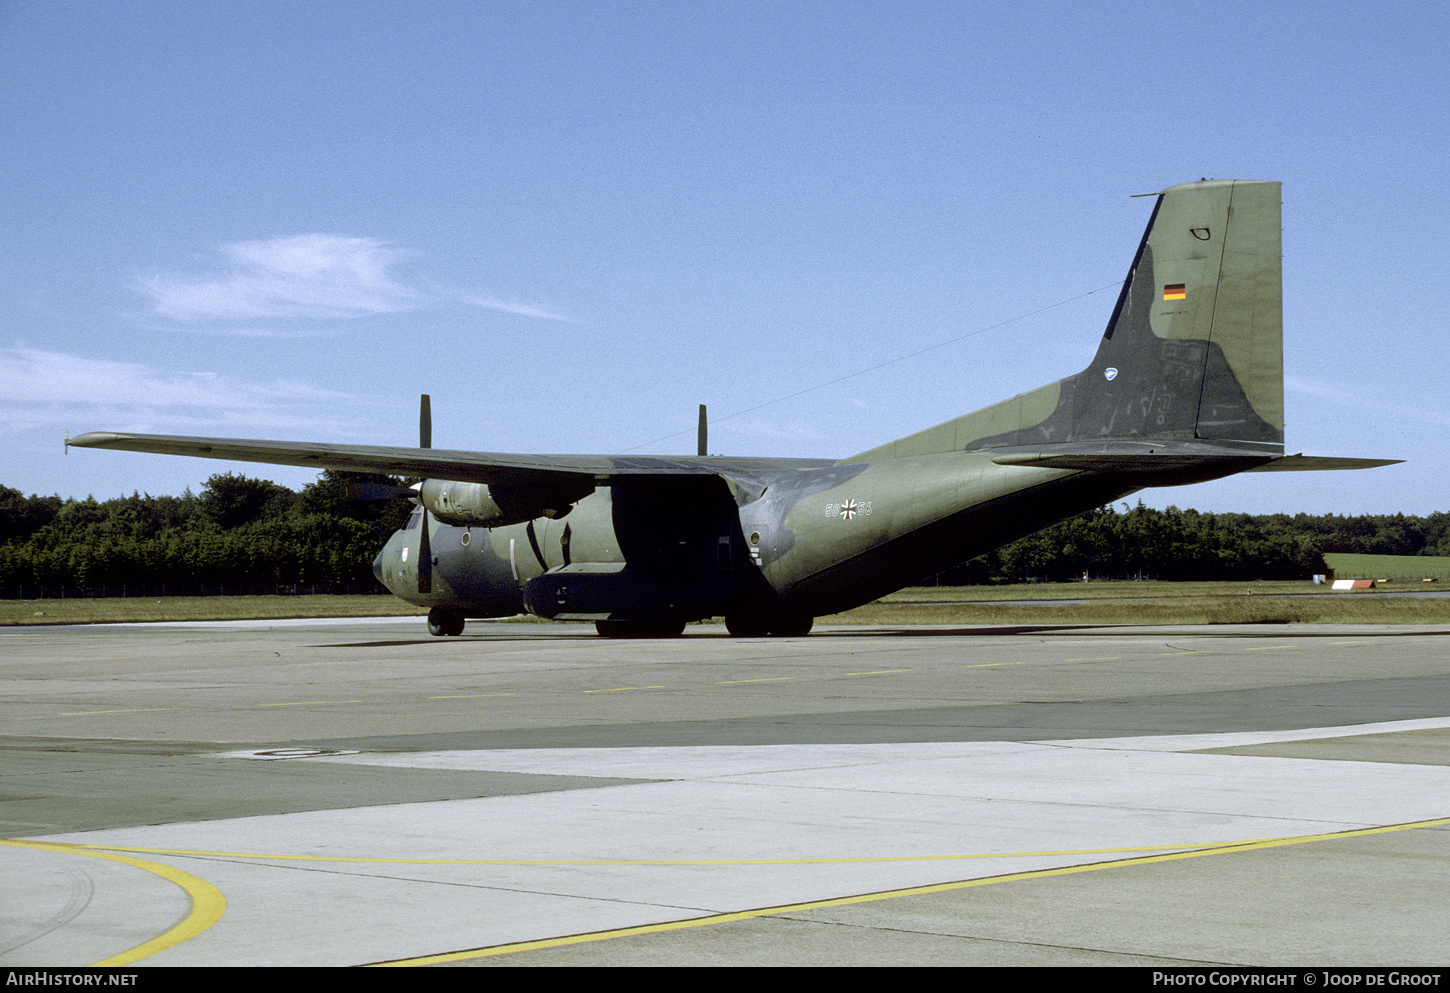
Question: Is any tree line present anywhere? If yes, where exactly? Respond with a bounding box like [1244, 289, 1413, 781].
[0, 471, 409, 597]
[2, 474, 1448, 596]
[937, 503, 1450, 584]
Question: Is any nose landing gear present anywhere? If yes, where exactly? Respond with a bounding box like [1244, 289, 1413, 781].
[427, 608, 465, 637]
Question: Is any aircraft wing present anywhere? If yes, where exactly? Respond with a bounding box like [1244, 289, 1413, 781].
[65, 431, 834, 488]
[71, 432, 1398, 485]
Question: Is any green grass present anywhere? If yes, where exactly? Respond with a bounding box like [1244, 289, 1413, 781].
[3, 581, 1446, 627]
[821, 581, 1450, 626]
[0, 594, 427, 626]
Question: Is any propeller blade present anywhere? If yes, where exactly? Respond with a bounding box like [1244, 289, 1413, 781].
[417, 505, 432, 593]
[698, 404, 707, 458]
[418, 394, 432, 592]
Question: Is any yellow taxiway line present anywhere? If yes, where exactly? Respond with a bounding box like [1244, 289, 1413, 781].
[10, 816, 1446, 966]
[1, 838, 226, 966]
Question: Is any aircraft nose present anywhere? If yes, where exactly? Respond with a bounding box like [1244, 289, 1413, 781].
[372, 549, 385, 585]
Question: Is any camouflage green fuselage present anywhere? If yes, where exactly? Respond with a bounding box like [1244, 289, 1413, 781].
[374, 455, 1148, 621]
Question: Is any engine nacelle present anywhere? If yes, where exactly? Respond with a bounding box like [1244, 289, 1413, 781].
[419, 478, 593, 528]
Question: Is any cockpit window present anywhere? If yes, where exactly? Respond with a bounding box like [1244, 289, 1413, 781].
[405, 508, 423, 530]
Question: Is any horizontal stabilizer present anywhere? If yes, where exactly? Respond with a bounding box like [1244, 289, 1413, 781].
[1243, 454, 1403, 472]
[991, 452, 1270, 473]
[993, 451, 1401, 474]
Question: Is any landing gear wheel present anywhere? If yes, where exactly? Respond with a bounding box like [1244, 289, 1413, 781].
[428, 608, 465, 637]
[726, 611, 813, 637]
[725, 614, 771, 638]
[768, 614, 813, 638]
[595, 619, 687, 639]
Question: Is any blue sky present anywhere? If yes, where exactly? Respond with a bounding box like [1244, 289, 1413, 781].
[3, 1, 1446, 516]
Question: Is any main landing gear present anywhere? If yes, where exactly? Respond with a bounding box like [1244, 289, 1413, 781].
[724, 612, 813, 638]
[594, 618, 688, 639]
[594, 612, 814, 638]
[427, 610, 811, 639]
[427, 608, 465, 637]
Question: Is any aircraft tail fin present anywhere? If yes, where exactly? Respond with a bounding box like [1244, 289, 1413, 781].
[1075, 178, 1283, 452]
[848, 180, 1285, 463]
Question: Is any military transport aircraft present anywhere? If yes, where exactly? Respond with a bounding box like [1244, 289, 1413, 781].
[71, 180, 1396, 638]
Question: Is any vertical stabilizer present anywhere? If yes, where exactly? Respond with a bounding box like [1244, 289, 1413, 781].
[845, 180, 1284, 463]
[1082, 179, 1283, 450]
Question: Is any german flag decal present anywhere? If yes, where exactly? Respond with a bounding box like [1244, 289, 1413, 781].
[1163, 283, 1186, 300]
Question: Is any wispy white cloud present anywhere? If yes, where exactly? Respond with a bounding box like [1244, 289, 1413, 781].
[1285, 376, 1352, 403]
[136, 234, 581, 327]
[161, 325, 344, 339]
[444, 288, 583, 324]
[0, 345, 362, 436]
[137, 234, 423, 321]
[1287, 376, 1450, 428]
